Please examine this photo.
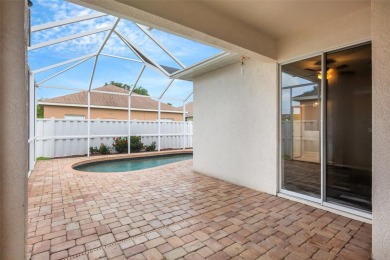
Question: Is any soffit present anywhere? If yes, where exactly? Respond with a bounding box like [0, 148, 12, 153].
[198, 0, 370, 39]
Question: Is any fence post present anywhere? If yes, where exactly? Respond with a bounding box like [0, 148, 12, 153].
[49, 118, 55, 158]
[29, 71, 35, 171]
[158, 99, 161, 151]
[128, 95, 131, 154]
[87, 91, 91, 157]
[182, 101, 186, 150]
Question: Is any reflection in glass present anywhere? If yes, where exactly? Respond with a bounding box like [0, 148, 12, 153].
[326, 44, 372, 211]
[281, 56, 321, 198]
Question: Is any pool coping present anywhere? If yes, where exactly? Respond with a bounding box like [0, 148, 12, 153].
[67, 149, 193, 175]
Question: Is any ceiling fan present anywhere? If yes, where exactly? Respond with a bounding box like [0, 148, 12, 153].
[304, 59, 355, 79]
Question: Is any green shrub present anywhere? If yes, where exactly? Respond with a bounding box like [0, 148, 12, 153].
[113, 137, 128, 153]
[89, 146, 99, 154]
[113, 136, 143, 153]
[99, 143, 110, 154]
[145, 141, 157, 152]
[130, 136, 143, 152]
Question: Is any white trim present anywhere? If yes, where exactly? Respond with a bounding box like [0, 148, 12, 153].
[278, 38, 371, 65]
[278, 193, 372, 223]
[279, 189, 322, 204]
[38, 102, 183, 113]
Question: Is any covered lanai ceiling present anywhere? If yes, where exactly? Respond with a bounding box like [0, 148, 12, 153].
[70, 0, 370, 60]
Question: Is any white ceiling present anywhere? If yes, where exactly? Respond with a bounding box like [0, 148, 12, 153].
[199, 0, 370, 39]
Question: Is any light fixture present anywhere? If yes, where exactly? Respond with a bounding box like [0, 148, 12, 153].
[318, 68, 334, 79]
[240, 55, 247, 75]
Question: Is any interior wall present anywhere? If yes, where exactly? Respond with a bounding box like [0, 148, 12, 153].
[326, 68, 372, 169]
[277, 7, 371, 63]
[372, 0, 390, 259]
[0, 1, 28, 259]
[193, 58, 278, 194]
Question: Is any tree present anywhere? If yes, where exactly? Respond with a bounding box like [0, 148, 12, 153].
[105, 81, 131, 90]
[132, 86, 149, 96]
[105, 81, 149, 96]
[37, 98, 44, 118]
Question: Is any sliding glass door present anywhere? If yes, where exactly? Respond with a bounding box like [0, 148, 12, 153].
[281, 55, 322, 199]
[280, 43, 372, 213]
[325, 44, 372, 211]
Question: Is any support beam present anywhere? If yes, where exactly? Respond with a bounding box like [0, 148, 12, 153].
[87, 91, 91, 157]
[182, 101, 186, 150]
[184, 92, 193, 102]
[29, 72, 36, 171]
[100, 53, 142, 63]
[115, 30, 169, 76]
[135, 23, 186, 68]
[36, 56, 94, 85]
[157, 99, 161, 151]
[87, 56, 99, 91]
[128, 95, 131, 154]
[32, 53, 97, 74]
[129, 65, 146, 95]
[88, 18, 121, 91]
[31, 12, 106, 32]
[159, 79, 174, 99]
[28, 26, 111, 51]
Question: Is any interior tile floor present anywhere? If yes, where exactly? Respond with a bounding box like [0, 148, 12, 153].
[28, 152, 372, 259]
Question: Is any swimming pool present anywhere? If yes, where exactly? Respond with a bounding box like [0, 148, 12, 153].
[74, 153, 193, 172]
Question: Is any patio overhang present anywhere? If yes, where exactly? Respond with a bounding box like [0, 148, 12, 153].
[170, 52, 241, 81]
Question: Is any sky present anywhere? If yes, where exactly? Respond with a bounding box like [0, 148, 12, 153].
[29, 0, 223, 106]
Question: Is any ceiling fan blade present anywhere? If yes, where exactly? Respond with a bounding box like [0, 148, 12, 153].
[305, 68, 318, 72]
[336, 64, 349, 70]
[314, 58, 336, 66]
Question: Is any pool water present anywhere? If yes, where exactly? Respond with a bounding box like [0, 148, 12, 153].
[74, 153, 193, 172]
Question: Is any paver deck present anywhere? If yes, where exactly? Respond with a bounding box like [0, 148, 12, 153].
[28, 151, 372, 259]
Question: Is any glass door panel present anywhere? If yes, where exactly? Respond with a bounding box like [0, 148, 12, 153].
[325, 44, 372, 211]
[281, 56, 322, 198]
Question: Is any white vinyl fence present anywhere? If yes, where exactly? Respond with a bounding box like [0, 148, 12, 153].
[36, 119, 193, 158]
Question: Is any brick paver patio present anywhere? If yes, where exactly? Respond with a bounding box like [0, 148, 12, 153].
[28, 151, 372, 259]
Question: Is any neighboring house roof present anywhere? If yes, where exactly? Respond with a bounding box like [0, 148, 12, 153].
[40, 85, 182, 112]
[292, 89, 320, 102]
[178, 102, 193, 118]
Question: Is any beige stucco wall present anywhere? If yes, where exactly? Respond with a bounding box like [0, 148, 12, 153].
[193, 58, 278, 194]
[0, 0, 28, 259]
[372, 0, 390, 259]
[43, 106, 183, 121]
[277, 7, 371, 62]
